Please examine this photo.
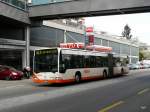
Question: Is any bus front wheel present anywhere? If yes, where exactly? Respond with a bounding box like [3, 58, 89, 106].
[121, 69, 124, 74]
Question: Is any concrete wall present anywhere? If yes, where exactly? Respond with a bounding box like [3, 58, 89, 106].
[0, 1, 30, 24]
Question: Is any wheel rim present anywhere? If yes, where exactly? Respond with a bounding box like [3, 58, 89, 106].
[75, 75, 80, 83]
[5, 76, 10, 80]
[103, 71, 107, 78]
[121, 69, 124, 74]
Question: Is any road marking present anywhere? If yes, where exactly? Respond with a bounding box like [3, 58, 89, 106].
[98, 101, 124, 112]
[138, 88, 149, 95]
[32, 87, 38, 90]
[43, 87, 49, 90]
[140, 106, 147, 110]
[37, 93, 45, 97]
[0, 85, 25, 90]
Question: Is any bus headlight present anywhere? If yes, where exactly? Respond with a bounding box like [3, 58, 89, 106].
[34, 77, 38, 80]
[49, 77, 55, 80]
[55, 77, 63, 80]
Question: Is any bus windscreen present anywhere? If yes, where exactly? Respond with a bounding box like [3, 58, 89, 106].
[34, 49, 58, 73]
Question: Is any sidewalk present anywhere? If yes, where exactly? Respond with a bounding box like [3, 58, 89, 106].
[129, 68, 150, 75]
[0, 79, 32, 89]
[0, 69, 150, 89]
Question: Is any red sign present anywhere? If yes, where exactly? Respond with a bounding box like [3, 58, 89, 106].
[60, 43, 84, 49]
[88, 35, 94, 43]
[86, 27, 93, 32]
[86, 45, 112, 52]
[60, 43, 112, 53]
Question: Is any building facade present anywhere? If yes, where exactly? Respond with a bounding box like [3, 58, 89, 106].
[0, 0, 139, 70]
[30, 20, 139, 68]
[0, 0, 30, 70]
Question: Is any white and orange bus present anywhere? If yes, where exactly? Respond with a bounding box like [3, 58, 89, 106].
[32, 47, 129, 84]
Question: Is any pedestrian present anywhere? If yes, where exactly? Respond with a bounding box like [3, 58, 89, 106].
[23, 66, 31, 79]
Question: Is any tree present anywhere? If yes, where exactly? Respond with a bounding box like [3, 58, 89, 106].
[122, 24, 132, 39]
[139, 51, 144, 61]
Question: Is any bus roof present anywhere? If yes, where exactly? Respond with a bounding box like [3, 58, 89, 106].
[60, 48, 108, 57]
[35, 47, 128, 58]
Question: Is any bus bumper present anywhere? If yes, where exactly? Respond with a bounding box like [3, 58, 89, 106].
[32, 75, 74, 84]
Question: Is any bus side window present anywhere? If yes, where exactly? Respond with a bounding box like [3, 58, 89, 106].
[114, 58, 121, 67]
[96, 56, 102, 67]
[101, 57, 108, 67]
[70, 55, 83, 68]
[84, 56, 90, 68]
[90, 56, 96, 68]
[60, 54, 71, 73]
[76, 55, 83, 68]
[64, 55, 71, 69]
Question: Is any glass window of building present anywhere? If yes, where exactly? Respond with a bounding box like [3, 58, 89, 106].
[109, 41, 120, 54]
[0, 26, 25, 40]
[102, 39, 108, 46]
[131, 57, 138, 63]
[131, 47, 139, 56]
[30, 26, 64, 47]
[94, 37, 101, 45]
[0, 50, 22, 70]
[120, 44, 130, 55]
[31, 0, 71, 5]
[1, 0, 27, 10]
[66, 31, 84, 43]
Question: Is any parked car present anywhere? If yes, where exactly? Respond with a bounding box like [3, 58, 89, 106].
[0, 65, 23, 80]
[143, 63, 150, 69]
[128, 63, 139, 70]
[137, 63, 144, 69]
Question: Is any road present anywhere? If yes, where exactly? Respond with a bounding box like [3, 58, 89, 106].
[0, 69, 150, 112]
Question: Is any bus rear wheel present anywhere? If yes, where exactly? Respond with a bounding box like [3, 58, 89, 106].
[121, 69, 124, 74]
[103, 71, 107, 79]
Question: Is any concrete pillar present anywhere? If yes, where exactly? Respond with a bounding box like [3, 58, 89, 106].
[24, 26, 30, 67]
[119, 44, 121, 54]
[108, 41, 110, 47]
[100, 39, 102, 45]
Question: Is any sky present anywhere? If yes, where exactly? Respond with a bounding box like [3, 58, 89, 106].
[85, 13, 150, 45]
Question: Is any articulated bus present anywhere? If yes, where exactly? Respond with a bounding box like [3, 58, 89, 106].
[32, 48, 129, 84]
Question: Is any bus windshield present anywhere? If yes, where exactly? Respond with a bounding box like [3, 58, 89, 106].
[34, 49, 58, 73]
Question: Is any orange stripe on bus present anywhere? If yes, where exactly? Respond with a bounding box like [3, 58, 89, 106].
[32, 74, 103, 84]
[32, 76, 74, 84]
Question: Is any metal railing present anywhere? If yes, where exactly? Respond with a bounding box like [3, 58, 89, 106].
[0, 0, 27, 10]
[31, 0, 72, 6]
[52, 19, 85, 30]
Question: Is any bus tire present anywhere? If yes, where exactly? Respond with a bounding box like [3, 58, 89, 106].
[75, 72, 81, 83]
[121, 68, 124, 74]
[103, 70, 107, 79]
[5, 76, 11, 80]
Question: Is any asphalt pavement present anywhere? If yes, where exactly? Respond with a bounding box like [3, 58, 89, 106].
[0, 69, 150, 112]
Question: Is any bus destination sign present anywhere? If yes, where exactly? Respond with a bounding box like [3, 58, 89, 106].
[35, 49, 57, 55]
